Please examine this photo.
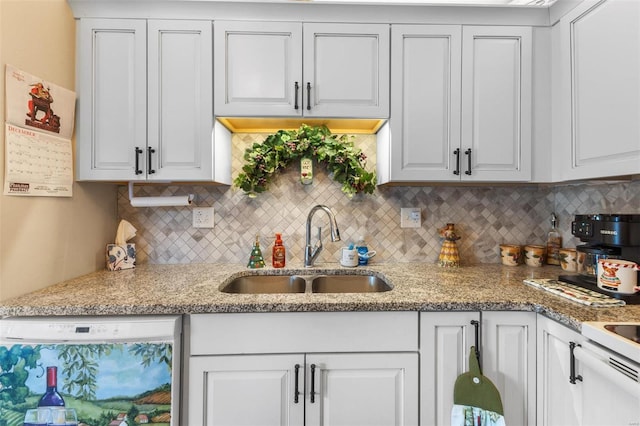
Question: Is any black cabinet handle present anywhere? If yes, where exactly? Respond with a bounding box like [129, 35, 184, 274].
[453, 148, 461, 175]
[310, 363, 316, 403]
[471, 319, 481, 372]
[134, 147, 143, 175]
[147, 147, 156, 175]
[294, 82, 300, 110]
[294, 364, 301, 403]
[569, 342, 583, 384]
[306, 82, 311, 111]
[464, 148, 472, 175]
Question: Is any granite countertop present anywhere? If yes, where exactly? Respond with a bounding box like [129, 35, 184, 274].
[1, 262, 639, 331]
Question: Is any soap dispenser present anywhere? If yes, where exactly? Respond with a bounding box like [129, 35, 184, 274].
[272, 233, 286, 268]
[247, 235, 266, 269]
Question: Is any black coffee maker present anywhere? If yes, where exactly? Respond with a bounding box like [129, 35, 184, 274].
[560, 214, 640, 302]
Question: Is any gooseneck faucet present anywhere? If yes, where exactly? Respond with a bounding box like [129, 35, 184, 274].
[305, 205, 341, 267]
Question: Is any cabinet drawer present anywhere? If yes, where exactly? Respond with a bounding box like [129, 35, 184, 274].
[189, 311, 418, 355]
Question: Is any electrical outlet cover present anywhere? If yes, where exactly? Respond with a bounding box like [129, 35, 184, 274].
[193, 207, 215, 228]
[400, 207, 421, 228]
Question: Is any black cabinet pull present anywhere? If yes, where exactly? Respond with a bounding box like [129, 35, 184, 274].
[310, 363, 316, 403]
[294, 82, 300, 110]
[464, 148, 472, 175]
[569, 342, 583, 384]
[306, 82, 311, 111]
[134, 147, 143, 175]
[453, 148, 461, 175]
[294, 364, 301, 403]
[147, 147, 156, 175]
[471, 320, 481, 372]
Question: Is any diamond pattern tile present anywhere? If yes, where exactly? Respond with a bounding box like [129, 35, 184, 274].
[117, 133, 640, 265]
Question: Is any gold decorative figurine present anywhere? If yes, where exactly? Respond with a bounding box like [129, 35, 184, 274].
[438, 223, 461, 267]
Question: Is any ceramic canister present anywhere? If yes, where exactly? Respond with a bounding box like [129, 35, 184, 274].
[559, 248, 578, 272]
[524, 245, 546, 267]
[597, 259, 640, 294]
[499, 244, 521, 266]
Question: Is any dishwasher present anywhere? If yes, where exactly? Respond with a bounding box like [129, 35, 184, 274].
[576, 322, 640, 426]
[0, 315, 181, 426]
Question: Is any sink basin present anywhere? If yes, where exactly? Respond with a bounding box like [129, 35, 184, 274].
[221, 275, 306, 294]
[220, 274, 392, 294]
[311, 275, 392, 293]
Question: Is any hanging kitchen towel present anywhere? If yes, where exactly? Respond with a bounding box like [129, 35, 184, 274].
[451, 346, 505, 426]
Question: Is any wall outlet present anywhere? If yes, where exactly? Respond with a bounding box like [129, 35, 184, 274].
[400, 207, 422, 228]
[193, 207, 215, 229]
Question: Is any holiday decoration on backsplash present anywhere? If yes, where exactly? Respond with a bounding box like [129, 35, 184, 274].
[233, 124, 376, 198]
[247, 235, 266, 269]
[438, 223, 461, 267]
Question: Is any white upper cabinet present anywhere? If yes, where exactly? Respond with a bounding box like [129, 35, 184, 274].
[554, 0, 640, 181]
[214, 21, 390, 118]
[77, 19, 147, 181]
[214, 21, 302, 117]
[386, 25, 531, 182]
[77, 19, 228, 182]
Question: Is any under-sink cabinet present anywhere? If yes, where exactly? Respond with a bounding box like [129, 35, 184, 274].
[420, 311, 536, 426]
[383, 25, 532, 183]
[76, 19, 228, 182]
[214, 21, 390, 118]
[187, 312, 418, 426]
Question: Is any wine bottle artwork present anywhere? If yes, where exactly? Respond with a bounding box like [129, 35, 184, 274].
[38, 366, 65, 407]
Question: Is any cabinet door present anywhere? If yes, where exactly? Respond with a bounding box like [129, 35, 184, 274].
[148, 20, 213, 181]
[482, 311, 536, 426]
[305, 352, 418, 426]
[536, 316, 583, 426]
[389, 25, 462, 182]
[76, 18, 147, 180]
[461, 26, 532, 181]
[420, 311, 479, 426]
[214, 21, 302, 117]
[556, 0, 640, 180]
[188, 354, 305, 426]
[303, 23, 390, 118]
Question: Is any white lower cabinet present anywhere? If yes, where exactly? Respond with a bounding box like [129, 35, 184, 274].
[187, 312, 419, 426]
[189, 352, 418, 426]
[420, 311, 479, 426]
[537, 316, 584, 426]
[420, 311, 536, 426]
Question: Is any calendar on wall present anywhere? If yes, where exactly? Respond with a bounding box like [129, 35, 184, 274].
[4, 64, 76, 197]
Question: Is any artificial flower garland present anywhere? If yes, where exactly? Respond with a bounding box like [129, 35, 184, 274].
[234, 124, 377, 198]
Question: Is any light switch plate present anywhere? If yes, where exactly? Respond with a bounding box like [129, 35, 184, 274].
[193, 207, 215, 228]
[400, 207, 422, 228]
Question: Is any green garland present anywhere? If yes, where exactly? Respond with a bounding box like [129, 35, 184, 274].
[234, 124, 377, 198]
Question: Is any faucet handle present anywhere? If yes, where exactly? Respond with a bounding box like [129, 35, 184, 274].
[316, 226, 322, 242]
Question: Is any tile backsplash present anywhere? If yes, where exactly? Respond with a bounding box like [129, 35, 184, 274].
[118, 133, 640, 266]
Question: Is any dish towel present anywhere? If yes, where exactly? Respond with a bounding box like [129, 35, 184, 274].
[451, 346, 505, 426]
[523, 278, 625, 307]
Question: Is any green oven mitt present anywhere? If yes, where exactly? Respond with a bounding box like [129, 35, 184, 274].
[451, 346, 505, 426]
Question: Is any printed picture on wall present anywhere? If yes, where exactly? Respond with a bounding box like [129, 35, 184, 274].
[5, 64, 76, 140]
[0, 343, 173, 426]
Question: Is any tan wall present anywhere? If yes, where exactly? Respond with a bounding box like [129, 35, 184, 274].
[0, 0, 117, 301]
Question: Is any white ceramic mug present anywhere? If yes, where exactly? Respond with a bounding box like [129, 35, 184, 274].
[597, 259, 640, 294]
[340, 247, 359, 267]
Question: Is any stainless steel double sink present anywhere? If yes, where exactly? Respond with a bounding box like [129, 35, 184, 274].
[220, 273, 392, 294]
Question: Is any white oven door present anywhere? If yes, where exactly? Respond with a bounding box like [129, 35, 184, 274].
[574, 341, 640, 426]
